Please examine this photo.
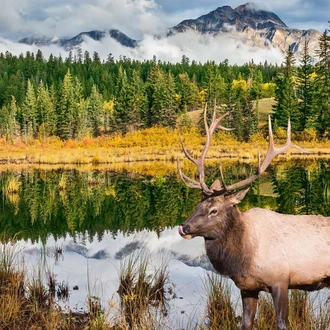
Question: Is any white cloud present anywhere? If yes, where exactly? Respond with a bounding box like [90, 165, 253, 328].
[0, 29, 285, 66]
[0, 0, 165, 40]
[133, 31, 285, 65]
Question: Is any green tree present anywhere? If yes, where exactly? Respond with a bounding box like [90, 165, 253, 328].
[145, 65, 178, 128]
[203, 64, 226, 107]
[73, 76, 87, 139]
[149, 71, 177, 128]
[297, 39, 317, 130]
[315, 28, 330, 136]
[87, 84, 103, 136]
[231, 78, 257, 141]
[20, 79, 38, 138]
[112, 65, 131, 133]
[272, 47, 299, 131]
[36, 80, 57, 139]
[57, 70, 75, 139]
[177, 72, 200, 113]
[57, 70, 86, 139]
[0, 96, 19, 140]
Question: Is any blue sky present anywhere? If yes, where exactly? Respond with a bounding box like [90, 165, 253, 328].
[0, 0, 328, 40]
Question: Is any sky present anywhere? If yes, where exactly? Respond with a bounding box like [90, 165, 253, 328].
[0, 0, 329, 64]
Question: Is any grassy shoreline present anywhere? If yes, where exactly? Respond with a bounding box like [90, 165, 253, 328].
[1, 122, 330, 172]
[0, 140, 330, 167]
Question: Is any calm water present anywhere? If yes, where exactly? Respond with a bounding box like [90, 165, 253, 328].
[1, 158, 330, 327]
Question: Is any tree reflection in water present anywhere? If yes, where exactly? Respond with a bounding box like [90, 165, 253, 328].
[1, 159, 330, 242]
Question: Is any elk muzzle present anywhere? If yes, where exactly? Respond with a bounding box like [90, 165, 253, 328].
[178, 224, 195, 240]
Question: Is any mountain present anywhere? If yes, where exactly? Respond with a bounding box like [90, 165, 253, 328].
[168, 2, 321, 57]
[18, 34, 68, 47]
[18, 29, 137, 49]
[62, 30, 137, 49]
[18, 3, 321, 58]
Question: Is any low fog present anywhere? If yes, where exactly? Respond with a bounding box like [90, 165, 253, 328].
[0, 31, 285, 65]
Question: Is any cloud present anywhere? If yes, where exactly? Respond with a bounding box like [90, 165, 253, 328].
[1, 28, 285, 66]
[0, 0, 165, 41]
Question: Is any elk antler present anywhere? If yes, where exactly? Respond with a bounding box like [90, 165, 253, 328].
[177, 103, 233, 195]
[178, 108, 310, 197]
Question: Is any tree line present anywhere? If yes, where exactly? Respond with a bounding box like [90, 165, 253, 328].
[272, 27, 330, 138]
[0, 24, 329, 142]
[0, 49, 277, 141]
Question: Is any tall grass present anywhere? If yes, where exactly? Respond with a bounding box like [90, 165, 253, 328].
[115, 248, 171, 329]
[201, 272, 330, 330]
[201, 273, 239, 329]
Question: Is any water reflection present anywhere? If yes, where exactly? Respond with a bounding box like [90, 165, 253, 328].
[1, 158, 330, 327]
[1, 158, 330, 242]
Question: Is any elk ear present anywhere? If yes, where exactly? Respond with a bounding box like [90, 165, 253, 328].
[227, 187, 250, 204]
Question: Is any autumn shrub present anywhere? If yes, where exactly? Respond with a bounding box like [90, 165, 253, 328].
[0, 137, 7, 147]
[63, 139, 78, 149]
[275, 127, 288, 141]
[13, 138, 27, 149]
[294, 128, 317, 142]
[249, 131, 267, 145]
[213, 131, 238, 145]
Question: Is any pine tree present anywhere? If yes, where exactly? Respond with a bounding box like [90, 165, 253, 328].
[177, 72, 200, 113]
[297, 39, 317, 130]
[112, 65, 131, 133]
[21, 79, 38, 138]
[57, 70, 76, 139]
[145, 65, 178, 128]
[315, 28, 330, 136]
[272, 47, 300, 131]
[231, 77, 257, 141]
[203, 64, 226, 109]
[73, 76, 86, 138]
[87, 84, 103, 136]
[0, 96, 19, 140]
[126, 69, 147, 130]
[149, 71, 177, 128]
[36, 80, 57, 139]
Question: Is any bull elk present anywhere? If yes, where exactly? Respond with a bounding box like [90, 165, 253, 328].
[177, 106, 330, 330]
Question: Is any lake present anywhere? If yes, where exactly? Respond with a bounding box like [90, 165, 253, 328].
[0, 158, 329, 328]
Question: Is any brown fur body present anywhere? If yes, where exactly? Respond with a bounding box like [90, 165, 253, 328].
[179, 189, 330, 330]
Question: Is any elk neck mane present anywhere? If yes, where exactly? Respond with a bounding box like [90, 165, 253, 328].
[204, 202, 253, 277]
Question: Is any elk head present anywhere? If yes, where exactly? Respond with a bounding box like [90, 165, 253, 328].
[177, 104, 307, 240]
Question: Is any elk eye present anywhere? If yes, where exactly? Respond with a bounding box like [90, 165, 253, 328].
[209, 208, 218, 216]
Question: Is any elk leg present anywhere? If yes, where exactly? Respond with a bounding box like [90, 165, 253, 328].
[271, 285, 289, 330]
[241, 290, 259, 330]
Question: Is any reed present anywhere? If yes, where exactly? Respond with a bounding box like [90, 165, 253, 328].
[115, 248, 171, 329]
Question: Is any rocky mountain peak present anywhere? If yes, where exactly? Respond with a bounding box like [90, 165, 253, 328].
[168, 2, 320, 58]
[234, 3, 287, 29]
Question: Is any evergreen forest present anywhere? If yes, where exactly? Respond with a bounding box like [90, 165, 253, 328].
[0, 25, 329, 142]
